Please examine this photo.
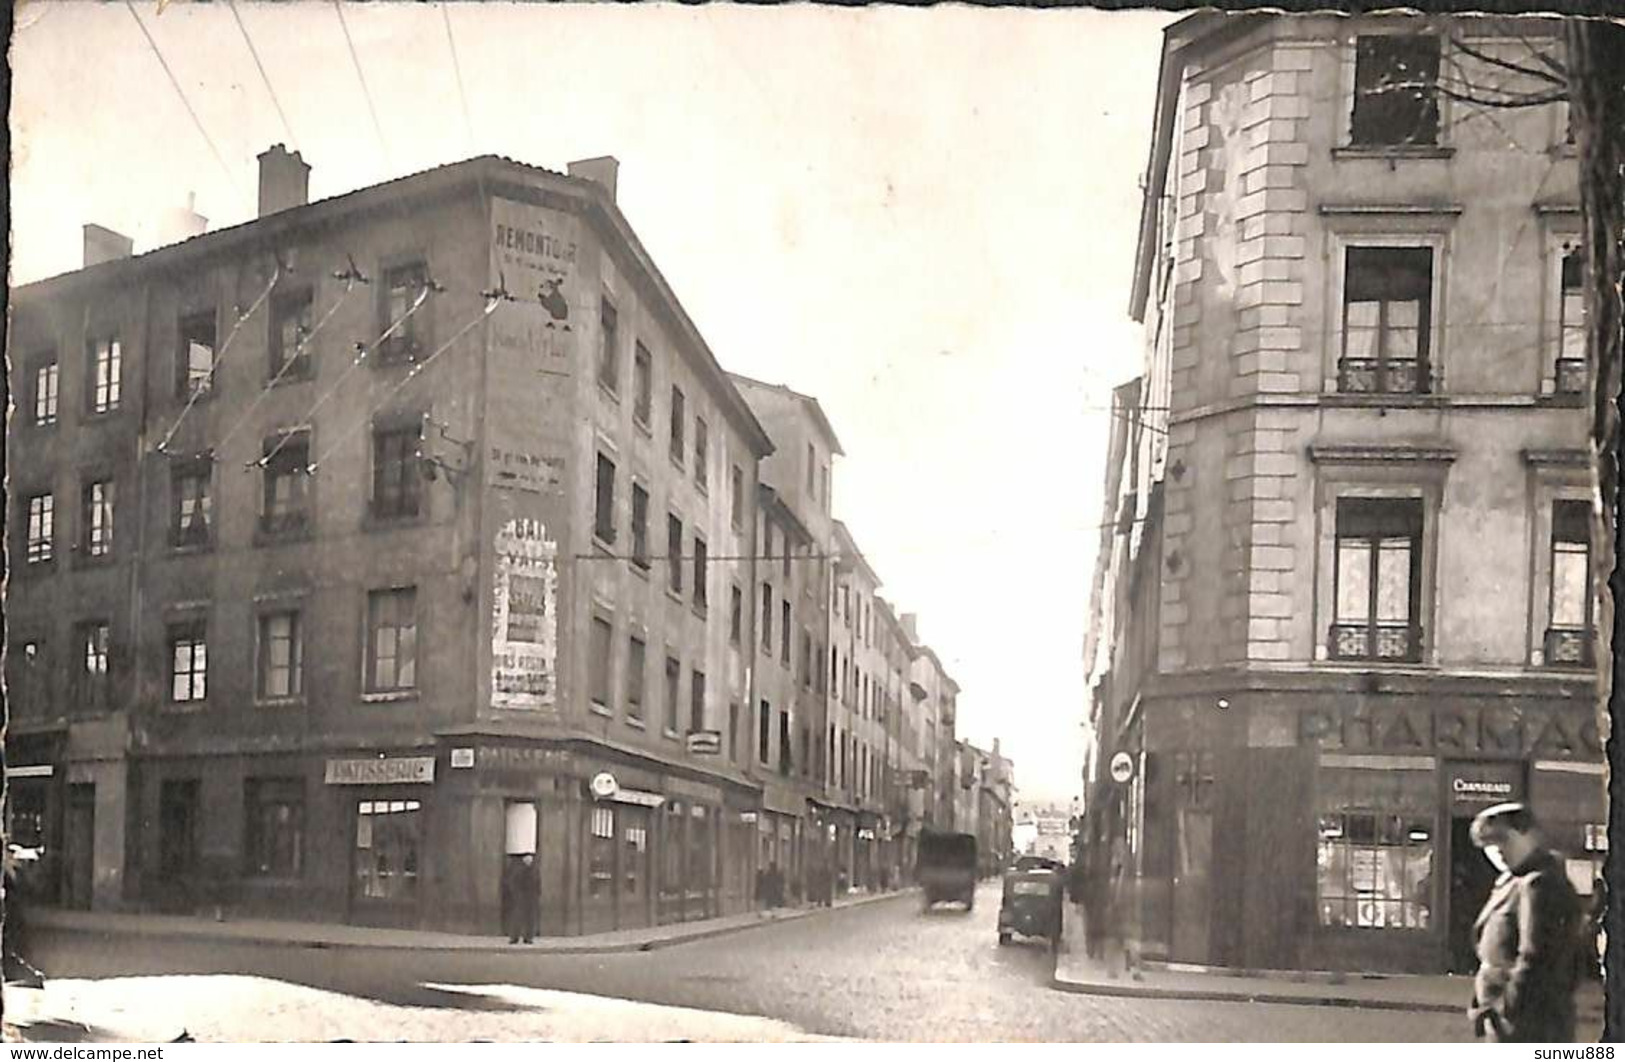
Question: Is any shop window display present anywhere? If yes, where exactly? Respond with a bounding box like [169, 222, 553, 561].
[1316, 765, 1433, 930]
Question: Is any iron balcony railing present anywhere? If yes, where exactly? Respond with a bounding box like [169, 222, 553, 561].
[1329, 622, 1422, 663]
[1544, 626, 1595, 668]
[1338, 357, 1426, 395]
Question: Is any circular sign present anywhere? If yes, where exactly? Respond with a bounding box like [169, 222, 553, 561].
[1109, 752, 1135, 785]
[589, 771, 618, 799]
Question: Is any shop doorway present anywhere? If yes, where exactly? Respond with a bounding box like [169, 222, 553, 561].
[62, 784, 95, 910]
[158, 779, 201, 904]
[1448, 816, 1500, 973]
[350, 798, 424, 926]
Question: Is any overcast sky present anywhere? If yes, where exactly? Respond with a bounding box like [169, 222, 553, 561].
[11, 1, 1172, 804]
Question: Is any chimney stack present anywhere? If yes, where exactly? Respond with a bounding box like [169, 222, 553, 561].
[158, 192, 209, 246]
[83, 224, 134, 268]
[567, 156, 619, 202]
[257, 144, 311, 218]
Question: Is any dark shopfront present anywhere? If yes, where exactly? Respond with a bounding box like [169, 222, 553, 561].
[1131, 691, 1605, 975]
[442, 740, 758, 937]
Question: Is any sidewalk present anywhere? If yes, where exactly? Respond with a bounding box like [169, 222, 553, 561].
[1051, 902, 1581, 1016]
[25, 887, 912, 956]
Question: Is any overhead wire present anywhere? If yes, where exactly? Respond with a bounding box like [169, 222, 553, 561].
[251, 280, 434, 472]
[228, 0, 298, 150]
[305, 285, 514, 474]
[213, 270, 363, 456]
[334, 0, 393, 175]
[124, 0, 248, 210]
[156, 259, 283, 454]
[440, 2, 477, 156]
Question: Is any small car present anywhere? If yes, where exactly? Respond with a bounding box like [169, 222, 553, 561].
[998, 857, 1065, 946]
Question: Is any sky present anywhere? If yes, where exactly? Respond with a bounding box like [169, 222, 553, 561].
[10, 1, 1173, 805]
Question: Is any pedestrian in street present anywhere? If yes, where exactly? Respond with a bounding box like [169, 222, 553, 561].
[1466, 802, 1582, 1043]
[1102, 837, 1142, 980]
[2, 847, 44, 989]
[1081, 856, 1108, 961]
[501, 853, 540, 945]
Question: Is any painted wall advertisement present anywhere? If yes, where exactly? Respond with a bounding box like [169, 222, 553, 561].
[492, 517, 559, 710]
[490, 197, 580, 370]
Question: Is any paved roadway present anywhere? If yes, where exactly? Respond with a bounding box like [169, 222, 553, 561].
[27, 883, 1474, 1042]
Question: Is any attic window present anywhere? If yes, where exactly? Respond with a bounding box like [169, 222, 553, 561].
[1351, 35, 1441, 148]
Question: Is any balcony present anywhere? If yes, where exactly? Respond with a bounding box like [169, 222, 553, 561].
[1544, 627, 1595, 669]
[1329, 622, 1422, 663]
[1337, 357, 1426, 395]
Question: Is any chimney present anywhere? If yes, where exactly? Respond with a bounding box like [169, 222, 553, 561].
[83, 224, 134, 268]
[157, 192, 209, 246]
[901, 613, 919, 643]
[257, 144, 311, 218]
[567, 156, 619, 202]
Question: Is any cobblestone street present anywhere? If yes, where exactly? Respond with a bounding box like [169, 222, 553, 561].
[19, 885, 1477, 1042]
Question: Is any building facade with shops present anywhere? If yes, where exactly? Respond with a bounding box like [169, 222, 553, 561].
[6, 149, 778, 935]
[1084, 13, 1605, 975]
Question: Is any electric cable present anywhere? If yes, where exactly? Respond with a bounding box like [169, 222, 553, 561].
[334, 0, 392, 174]
[229, 0, 299, 151]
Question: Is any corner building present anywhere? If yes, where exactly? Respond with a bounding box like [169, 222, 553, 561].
[6, 150, 774, 934]
[1087, 14, 1606, 975]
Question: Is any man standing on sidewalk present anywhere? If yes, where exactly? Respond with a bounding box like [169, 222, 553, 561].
[501, 853, 540, 945]
[1466, 802, 1582, 1043]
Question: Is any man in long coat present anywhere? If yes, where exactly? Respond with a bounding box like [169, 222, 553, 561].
[501, 853, 540, 944]
[1467, 803, 1582, 1043]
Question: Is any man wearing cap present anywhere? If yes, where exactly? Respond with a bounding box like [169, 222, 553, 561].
[1466, 802, 1583, 1042]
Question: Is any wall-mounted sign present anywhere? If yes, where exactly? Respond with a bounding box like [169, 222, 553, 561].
[450, 748, 475, 769]
[1446, 762, 1525, 808]
[488, 447, 565, 495]
[686, 731, 722, 756]
[490, 199, 579, 367]
[590, 772, 619, 799]
[492, 518, 559, 711]
[4, 765, 53, 779]
[324, 757, 435, 786]
[1585, 824, 1608, 852]
[610, 788, 666, 808]
[1109, 751, 1136, 785]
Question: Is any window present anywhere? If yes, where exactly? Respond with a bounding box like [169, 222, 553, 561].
[168, 618, 207, 702]
[693, 537, 708, 611]
[820, 464, 830, 510]
[25, 493, 53, 564]
[88, 337, 122, 413]
[1332, 498, 1424, 662]
[801, 631, 813, 689]
[262, 433, 311, 535]
[257, 610, 303, 700]
[729, 584, 743, 646]
[81, 478, 114, 558]
[1350, 34, 1441, 148]
[372, 423, 423, 520]
[597, 297, 620, 394]
[758, 700, 772, 764]
[590, 615, 614, 710]
[594, 452, 617, 544]
[589, 806, 615, 897]
[666, 514, 684, 594]
[670, 386, 686, 464]
[633, 342, 653, 426]
[694, 418, 709, 491]
[781, 601, 791, 665]
[664, 655, 681, 735]
[783, 541, 792, 579]
[354, 799, 422, 900]
[806, 443, 816, 491]
[1340, 246, 1433, 394]
[1557, 248, 1587, 395]
[779, 710, 792, 776]
[1547, 499, 1594, 667]
[817, 642, 827, 693]
[9, 641, 49, 719]
[730, 465, 744, 529]
[177, 311, 217, 399]
[366, 587, 418, 693]
[33, 355, 58, 425]
[171, 462, 212, 547]
[627, 635, 646, 721]
[630, 483, 651, 569]
[1317, 764, 1433, 930]
[270, 289, 314, 381]
[690, 669, 706, 733]
[380, 261, 428, 363]
[245, 779, 305, 878]
[78, 621, 111, 711]
[761, 583, 774, 652]
[729, 702, 742, 763]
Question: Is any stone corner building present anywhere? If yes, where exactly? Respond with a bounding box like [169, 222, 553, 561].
[1084, 13, 1604, 975]
[5, 147, 983, 937]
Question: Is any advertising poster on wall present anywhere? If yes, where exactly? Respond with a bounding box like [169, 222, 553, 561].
[490, 197, 581, 372]
[492, 517, 560, 711]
